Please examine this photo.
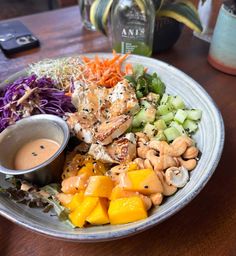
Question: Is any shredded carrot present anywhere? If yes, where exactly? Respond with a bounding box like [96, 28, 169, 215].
[80, 51, 132, 87]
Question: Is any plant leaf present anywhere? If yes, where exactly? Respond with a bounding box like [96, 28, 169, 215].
[90, 0, 113, 35]
[158, 1, 203, 32]
[153, 0, 164, 11]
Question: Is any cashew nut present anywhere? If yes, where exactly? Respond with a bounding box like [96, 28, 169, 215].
[172, 135, 194, 148]
[134, 158, 145, 169]
[137, 146, 150, 159]
[156, 172, 177, 196]
[146, 150, 178, 172]
[135, 132, 149, 142]
[149, 137, 189, 157]
[150, 192, 163, 206]
[177, 157, 197, 171]
[165, 166, 189, 188]
[144, 159, 153, 170]
[182, 146, 199, 159]
[139, 194, 152, 210]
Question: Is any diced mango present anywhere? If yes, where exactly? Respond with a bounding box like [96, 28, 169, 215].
[85, 176, 114, 198]
[69, 196, 99, 228]
[78, 162, 94, 179]
[86, 198, 110, 225]
[65, 191, 84, 211]
[93, 161, 107, 175]
[61, 176, 86, 194]
[108, 197, 147, 225]
[126, 162, 138, 172]
[56, 193, 73, 206]
[123, 169, 163, 195]
[110, 186, 138, 200]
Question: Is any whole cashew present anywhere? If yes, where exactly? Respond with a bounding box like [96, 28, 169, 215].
[135, 132, 149, 142]
[172, 135, 194, 147]
[182, 146, 199, 159]
[144, 159, 154, 170]
[139, 194, 152, 210]
[149, 137, 190, 157]
[165, 166, 189, 188]
[177, 157, 197, 171]
[137, 146, 150, 159]
[146, 150, 178, 172]
[156, 172, 177, 196]
[134, 158, 145, 169]
[150, 192, 163, 206]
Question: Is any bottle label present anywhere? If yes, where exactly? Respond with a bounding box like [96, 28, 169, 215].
[120, 9, 146, 42]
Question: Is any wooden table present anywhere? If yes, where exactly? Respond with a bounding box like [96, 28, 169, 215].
[0, 6, 236, 256]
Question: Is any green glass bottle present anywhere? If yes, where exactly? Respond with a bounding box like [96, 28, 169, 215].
[111, 0, 155, 57]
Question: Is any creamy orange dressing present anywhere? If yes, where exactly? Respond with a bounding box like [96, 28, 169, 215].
[14, 138, 60, 170]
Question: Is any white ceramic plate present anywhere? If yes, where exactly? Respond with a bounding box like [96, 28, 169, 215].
[0, 53, 224, 241]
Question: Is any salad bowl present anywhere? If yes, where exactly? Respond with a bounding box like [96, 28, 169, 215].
[0, 53, 224, 241]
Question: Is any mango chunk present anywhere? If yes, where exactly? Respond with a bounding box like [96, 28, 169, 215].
[108, 197, 147, 225]
[69, 196, 99, 227]
[61, 176, 86, 194]
[78, 162, 95, 179]
[110, 186, 139, 200]
[123, 169, 163, 195]
[86, 198, 110, 225]
[85, 176, 114, 198]
[65, 191, 84, 211]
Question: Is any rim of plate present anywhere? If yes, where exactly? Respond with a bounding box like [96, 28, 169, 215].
[0, 53, 225, 242]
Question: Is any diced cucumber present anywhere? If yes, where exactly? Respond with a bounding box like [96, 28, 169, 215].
[164, 127, 181, 142]
[170, 95, 185, 110]
[157, 104, 171, 115]
[154, 130, 167, 141]
[187, 109, 202, 121]
[140, 100, 152, 108]
[183, 119, 198, 134]
[160, 112, 174, 124]
[143, 123, 156, 138]
[132, 107, 156, 127]
[160, 93, 169, 105]
[154, 119, 167, 130]
[174, 109, 188, 124]
[170, 121, 186, 135]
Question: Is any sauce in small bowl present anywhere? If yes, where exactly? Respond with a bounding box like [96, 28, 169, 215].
[0, 114, 70, 185]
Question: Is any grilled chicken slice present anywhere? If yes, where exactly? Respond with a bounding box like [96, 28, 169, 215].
[89, 133, 137, 164]
[95, 115, 132, 145]
[67, 112, 95, 144]
[108, 80, 140, 117]
[88, 144, 118, 164]
[107, 133, 137, 163]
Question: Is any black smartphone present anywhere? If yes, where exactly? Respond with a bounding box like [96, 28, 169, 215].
[0, 20, 40, 55]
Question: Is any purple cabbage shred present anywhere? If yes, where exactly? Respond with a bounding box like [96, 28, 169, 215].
[0, 74, 76, 132]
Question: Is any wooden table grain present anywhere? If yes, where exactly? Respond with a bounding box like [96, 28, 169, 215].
[0, 6, 236, 256]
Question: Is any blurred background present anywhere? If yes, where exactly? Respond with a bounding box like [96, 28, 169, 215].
[0, 0, 77, 20]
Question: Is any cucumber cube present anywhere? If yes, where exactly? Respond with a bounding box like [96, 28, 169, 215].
[154, 119, 167, 131]
[143, 123, 156, 138]
[157, 104, 171, 115]
[174, 109, 188, 124]
[154, 130, 167, 141]
[164, 127, 181, 142]
[170, 96, 185, 110]
[170, 121, 186, 135]
[160, 112, 174, 124]
[160, 93, 169, 105]
[187, 109, 202, 121]
[183, 119, 198, 134]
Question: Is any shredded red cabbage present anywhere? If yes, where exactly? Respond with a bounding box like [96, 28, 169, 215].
[0, 74, 75, 132]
